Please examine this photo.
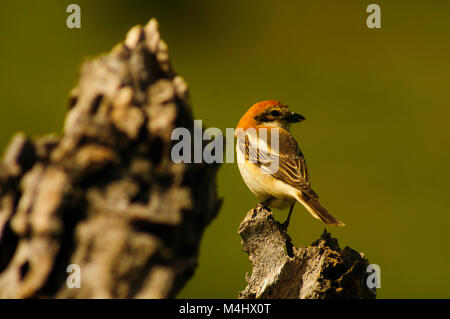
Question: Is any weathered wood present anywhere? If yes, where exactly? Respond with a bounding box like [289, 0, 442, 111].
[238, 204, 376, 299]
[0, 19, 221, 298]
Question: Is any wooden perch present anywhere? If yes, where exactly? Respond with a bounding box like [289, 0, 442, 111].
[238, 204, 376, 299]
[0, 19, 221, 298]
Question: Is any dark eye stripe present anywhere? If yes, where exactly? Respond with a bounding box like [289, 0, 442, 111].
[254, 114, 270, 122]
[254, 109, 283, 122]
[270, 110, 281, 116]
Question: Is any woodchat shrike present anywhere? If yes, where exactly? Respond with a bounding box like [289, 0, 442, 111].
[235, 100, 344, 227]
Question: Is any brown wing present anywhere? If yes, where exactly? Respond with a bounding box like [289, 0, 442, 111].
[238, 128, 318, 199]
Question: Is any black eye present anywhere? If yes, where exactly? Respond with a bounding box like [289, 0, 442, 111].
[270, 110, 281, 117]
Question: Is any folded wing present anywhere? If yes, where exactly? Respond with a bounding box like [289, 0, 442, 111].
[237, 128, 317, 199]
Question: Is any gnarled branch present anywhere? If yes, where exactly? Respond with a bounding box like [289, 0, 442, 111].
[0, 19, 221, 299]
[239, 205, 376, 299]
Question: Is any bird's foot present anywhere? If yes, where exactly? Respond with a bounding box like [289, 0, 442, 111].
[258, 197, 273, 210]
[256, 202, 271, 212]
[281, 220, 290, 231]
[258, 201, 268, 209]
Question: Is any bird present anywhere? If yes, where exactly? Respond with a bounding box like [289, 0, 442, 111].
[235, 100, 344, 228]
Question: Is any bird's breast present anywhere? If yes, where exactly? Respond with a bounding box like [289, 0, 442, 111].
[236, 145, 296, 209]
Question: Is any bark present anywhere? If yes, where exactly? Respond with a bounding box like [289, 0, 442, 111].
[238, 204, 376, 299]
[0, 19, 221, 298]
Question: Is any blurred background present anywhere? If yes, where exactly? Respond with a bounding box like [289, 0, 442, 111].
[1, 0, 449, 298]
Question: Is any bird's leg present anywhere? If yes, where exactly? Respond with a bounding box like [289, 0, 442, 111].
[282, 202, 295, 230]
[259, 196, 273, 209]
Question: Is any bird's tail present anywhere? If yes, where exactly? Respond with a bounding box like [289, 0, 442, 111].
[295, 193, 345, 226]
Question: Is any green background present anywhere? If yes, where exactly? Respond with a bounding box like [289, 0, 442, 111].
[1, 1, 449, 298]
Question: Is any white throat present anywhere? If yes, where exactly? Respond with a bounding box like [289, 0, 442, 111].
[261, 121, 290, 130]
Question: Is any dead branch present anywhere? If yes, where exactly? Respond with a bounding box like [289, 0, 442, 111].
[0, 19, 221, 298]
[238, 204, 376, 299]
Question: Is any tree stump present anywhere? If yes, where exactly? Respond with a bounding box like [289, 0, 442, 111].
[0, 18, 221, 298]
[238, 205, 376, 299]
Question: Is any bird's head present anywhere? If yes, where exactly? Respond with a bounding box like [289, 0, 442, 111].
[235, 100, 305, 136]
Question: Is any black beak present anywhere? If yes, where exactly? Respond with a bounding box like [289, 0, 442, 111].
[285, 112, 305, 123]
